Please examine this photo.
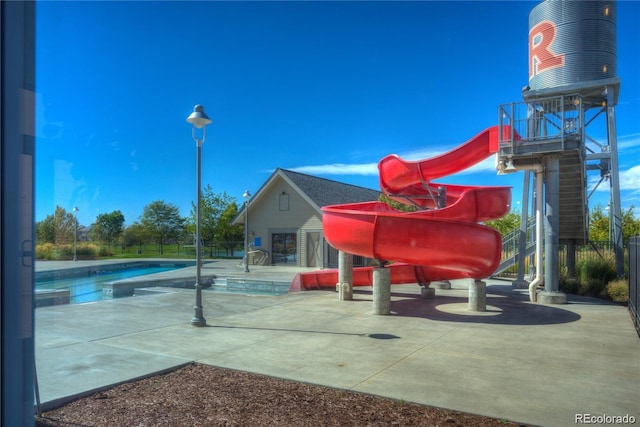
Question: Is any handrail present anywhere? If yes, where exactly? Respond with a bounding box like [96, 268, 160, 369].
[498, 93, 583, 153]
[496, 216, 537, 274]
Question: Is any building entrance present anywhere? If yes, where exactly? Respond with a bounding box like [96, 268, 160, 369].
[272, 233, 297, 265]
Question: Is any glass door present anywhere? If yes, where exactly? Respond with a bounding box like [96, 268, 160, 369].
[271, 233, 297, 265]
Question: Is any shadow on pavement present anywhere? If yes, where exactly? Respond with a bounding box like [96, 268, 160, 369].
[367, 284, 584, 326]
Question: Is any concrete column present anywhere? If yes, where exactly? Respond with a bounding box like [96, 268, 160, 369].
[336, 251, 353, 301]
[421, 286, 435, 299]
[468, 280, 486, 312]
[541, 155, 567, 304]
[372, 266, 391, 315]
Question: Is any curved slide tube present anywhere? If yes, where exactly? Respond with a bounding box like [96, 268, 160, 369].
[378, 126, 502, 208]
[291, 126, 511, 291]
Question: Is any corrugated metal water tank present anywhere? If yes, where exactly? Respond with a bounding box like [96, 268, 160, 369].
[528, 0, 616, 91]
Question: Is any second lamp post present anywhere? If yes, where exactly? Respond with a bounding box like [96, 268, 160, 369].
[243, 190, 251, 272]
[72, 206, 79, 261]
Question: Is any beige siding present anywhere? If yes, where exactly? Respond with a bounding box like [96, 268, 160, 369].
[245, 175, 322, 266]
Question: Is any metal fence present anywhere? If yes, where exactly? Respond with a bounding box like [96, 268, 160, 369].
[629, 236, 639, 336]
[118, 241, 244, 257]
[498, 241, 617, 279]
[323, 243, 371, 269]
[558, 241, 617, 269]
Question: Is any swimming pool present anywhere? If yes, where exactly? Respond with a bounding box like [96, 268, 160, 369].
[35, 262, 194, 304]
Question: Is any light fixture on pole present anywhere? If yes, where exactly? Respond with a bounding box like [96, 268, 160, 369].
[72, 206, 79, 261]
[243, 190, 251, 273]
[186, 104, 212, 327]
[504, 159, 517, 172]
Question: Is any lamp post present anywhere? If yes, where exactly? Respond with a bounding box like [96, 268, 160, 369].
[186, 104, 212, 327]
[72, 206, 79, 261]
[243, 190, 251, 272]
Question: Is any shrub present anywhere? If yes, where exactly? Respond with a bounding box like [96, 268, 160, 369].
[75, 243, 99, 258]
[57, 244, 74, 257]
[580, 277, 607, 298]
[606, 279, 629, 303]
[559, 276, 580, 294]
[561, 255, 618, 299]
[34, 243, 99, 260]
[98, 246, 114, 257]
[35, 242, 57, 260]
[577, 255, 616, 287]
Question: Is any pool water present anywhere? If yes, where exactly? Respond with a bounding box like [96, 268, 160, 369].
[36, 265, 183, 304]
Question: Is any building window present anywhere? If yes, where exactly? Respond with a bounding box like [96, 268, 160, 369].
[279, 191, 289, 211]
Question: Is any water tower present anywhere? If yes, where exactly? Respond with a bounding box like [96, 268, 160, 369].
[496, 0, 623, 302]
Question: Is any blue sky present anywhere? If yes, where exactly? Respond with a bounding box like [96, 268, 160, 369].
[36, 1, 640, 227]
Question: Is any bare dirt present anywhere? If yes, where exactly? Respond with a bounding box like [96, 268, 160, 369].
[36, 363, 525, 426]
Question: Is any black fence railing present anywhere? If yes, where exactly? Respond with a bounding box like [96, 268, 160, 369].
[558, 241, 617, 270]
[629, 236, 639, 336]
[118, 241, 244, 257]
[499, 241, 618, 279]
[324, 243, 371, 269]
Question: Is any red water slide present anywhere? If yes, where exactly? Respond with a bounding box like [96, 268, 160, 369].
[290, 126, 511, 291]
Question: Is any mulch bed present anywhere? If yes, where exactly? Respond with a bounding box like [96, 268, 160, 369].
[36, 363, 525, 426]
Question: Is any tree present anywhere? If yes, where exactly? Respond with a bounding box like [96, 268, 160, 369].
[187, 186, 237, 256]
[140, 201, 184, 255]
[216, 201, 243, 256]
[589, 203, 640, 243]
[621, 205, 640, 242]
[91, 210, 125, 246]
[120, 222, 149, 252]
[588, 204, 609, 241]
[484, 211, 521, 236]
[36, 206, 77, 244]
[379, 194, 418, 212]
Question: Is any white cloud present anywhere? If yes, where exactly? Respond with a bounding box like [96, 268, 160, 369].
[290, 149, 498, 178]
[401, 148, 443, 161]
[618, 132, 640, 150]
[620, 164, 640, 193]
[290, 138, 494, 177]
[589, 164, 640, 194]
[290, 162, 378, 176]
[290, 132, 640, 184]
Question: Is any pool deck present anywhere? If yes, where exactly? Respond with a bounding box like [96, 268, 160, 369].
[35, 259, 640, 426]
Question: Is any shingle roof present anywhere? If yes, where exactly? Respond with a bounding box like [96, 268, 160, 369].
[279, 169, 381, 209]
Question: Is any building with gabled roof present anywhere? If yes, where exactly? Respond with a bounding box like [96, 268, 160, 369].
[233, 168, 381, 267]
